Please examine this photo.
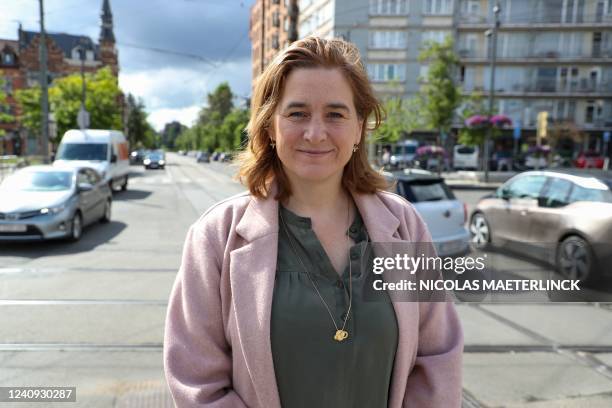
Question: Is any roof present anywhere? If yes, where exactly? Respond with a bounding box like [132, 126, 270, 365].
[19, 30, 98, 59]
[516, 170, 612, 190]
[0, 39, 19, 54]
[383, 169, 443, 182]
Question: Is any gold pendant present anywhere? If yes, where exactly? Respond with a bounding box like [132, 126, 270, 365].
[334, 329, 349, 341]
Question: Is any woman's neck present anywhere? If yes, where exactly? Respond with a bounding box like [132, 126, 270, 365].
[283, 175, 350, 219]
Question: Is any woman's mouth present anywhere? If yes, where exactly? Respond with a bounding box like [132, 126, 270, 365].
[297, 149, 333, 156]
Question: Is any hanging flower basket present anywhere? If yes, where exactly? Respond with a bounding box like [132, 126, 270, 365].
[465, 114, 512, 129]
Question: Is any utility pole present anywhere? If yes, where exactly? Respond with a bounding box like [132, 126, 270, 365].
[77, 44, 89, 130]
[484, 1, 500, 183]
[39, 0, 49, 163]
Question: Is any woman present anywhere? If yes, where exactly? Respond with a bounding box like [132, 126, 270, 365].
[164, 36, 463, 407]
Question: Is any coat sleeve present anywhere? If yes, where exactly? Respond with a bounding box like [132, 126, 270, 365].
[402, 208, 464, 408]
[164, 223, 248, 408]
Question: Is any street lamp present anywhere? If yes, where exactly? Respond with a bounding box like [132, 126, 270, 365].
[484, 1, 501, 183]
[76, 44, 90, 130]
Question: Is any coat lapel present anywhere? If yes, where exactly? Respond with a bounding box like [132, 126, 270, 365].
[353, 192, 419, 408]
[230, 188, 282, 408]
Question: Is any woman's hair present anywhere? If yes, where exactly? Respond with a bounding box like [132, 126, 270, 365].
[236, 35, 389, 201]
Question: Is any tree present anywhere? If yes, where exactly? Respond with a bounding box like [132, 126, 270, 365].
[457, 91, 489, 146]
[50, 66, 122, 140]
[125, 93, 150, 147]
[218, 108, 250, 151]
[15, 86, 42, 138]
[373, 96, 422, 144]
[417, 36, 462, 146]
[0, 76, 15, 135]
[198, 82, 233, 127]
[161, 121, 186, 149]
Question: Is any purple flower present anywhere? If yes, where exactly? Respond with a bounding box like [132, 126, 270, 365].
[489, 114, 512, 127]
[465, 115, 489, 127]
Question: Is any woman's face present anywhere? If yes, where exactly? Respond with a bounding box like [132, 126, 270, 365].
[268, 67, 363, 185]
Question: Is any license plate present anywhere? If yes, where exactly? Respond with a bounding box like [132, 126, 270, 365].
[0, 224, 27, 233]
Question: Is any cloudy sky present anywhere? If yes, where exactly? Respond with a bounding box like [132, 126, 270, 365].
[0, 0, 256, 130]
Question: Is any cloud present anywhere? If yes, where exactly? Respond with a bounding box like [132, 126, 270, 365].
[147, 106, 200, 132]
[2, 0, 256, 130]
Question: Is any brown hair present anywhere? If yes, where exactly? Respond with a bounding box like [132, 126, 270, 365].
[236, 36, 388, 201]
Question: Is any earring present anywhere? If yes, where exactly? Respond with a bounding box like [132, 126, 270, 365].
[270, 139, 276, 149]
[352, 144, 359, 153]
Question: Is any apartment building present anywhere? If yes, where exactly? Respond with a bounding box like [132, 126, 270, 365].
[249, 0, 299, 88]
[252, 0, 611, 144]
[457, 0, 612, 143]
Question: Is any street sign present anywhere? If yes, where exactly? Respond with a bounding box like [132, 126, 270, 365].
[604, 131, 610, 143]
[513, 120, 521, 140]
[77, 107, 90, 130]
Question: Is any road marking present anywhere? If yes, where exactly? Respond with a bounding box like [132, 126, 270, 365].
[0, 299, 167, 306]
[0, 343, 163, 352]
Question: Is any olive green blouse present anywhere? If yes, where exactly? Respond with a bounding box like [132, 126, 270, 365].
[270, 205, 399, 408]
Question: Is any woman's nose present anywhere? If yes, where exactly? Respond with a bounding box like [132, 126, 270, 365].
[303, 117, 327, 143]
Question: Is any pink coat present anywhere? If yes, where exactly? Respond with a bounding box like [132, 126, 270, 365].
[164, 186, 463, 407]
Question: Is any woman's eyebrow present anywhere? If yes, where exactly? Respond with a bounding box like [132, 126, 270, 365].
[283, 101, 350, 111]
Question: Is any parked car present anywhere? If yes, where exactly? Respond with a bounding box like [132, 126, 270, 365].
[414, 145, 450, 172]
[385, 169, 470, 257]
[575, 150, 605, 169]
[196, 151, 210, 163]
[389, 140, 419, 169]
[211, 152, 221, 161]
[130, 149, 148, 165]
[54, 129, 130, 191]
[453, 145, 479, 170]
[0, 165, 112, 242]
[469, 170, 612, 284]
[143, 151, 166, 170]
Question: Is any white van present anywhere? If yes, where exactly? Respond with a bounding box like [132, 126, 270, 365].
[54, 129, 130, 191]
[453, 145, 479, 170]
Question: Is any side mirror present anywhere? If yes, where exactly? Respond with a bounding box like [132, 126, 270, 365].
[77, 183, 93, 192]
[537, 196, 547, 207]
[498, 188, 511, 200]
[110, 154, 117, 163]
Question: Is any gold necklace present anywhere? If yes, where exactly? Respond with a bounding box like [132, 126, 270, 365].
[279, 196, 353, 342]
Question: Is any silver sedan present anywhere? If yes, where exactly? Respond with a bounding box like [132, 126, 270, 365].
[0, 165, 112, 241]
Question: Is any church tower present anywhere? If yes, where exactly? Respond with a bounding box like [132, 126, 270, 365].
[99, 0, 118, 76]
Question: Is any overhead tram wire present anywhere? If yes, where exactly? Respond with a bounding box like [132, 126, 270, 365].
[117, 42, 220, 68]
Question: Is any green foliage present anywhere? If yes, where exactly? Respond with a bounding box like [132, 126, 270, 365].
[126, 93, 149, 147]
[458, 92, 488, 146]
[16, 67, 122, 143]
[417, 37, 462, 141]
[177, 82, 249, 153]
[373, 97, 422, 144]
[50, 67, 122, 140]
[0, 75, 15, 136]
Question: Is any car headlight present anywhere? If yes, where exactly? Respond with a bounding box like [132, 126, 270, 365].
[40, 203, 67, 215]
[159, 160, 165, 165]
[143, 159, 151, 165]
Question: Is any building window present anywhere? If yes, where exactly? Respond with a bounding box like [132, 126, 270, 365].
[369, 30, 407, 49]
[2, 76, 13, 95]
[369, 0, 409, 15]
[272, 34, 279, 49]
[367, 63, 406, 81]
[2, 52, 15, 65]
[273, 11, 280, 27]
[421, 30, 450, 45]
[423, 0, 453, 15]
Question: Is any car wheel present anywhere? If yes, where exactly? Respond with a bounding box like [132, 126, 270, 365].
[100, 199, 111, 223]
[69, 212, 83, 242]
[121, 175, 128, 191]
[556, 236, 596, 284]
[469, 213, 491, 249]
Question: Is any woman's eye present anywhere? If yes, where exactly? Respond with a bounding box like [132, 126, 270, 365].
[328, 112, 344, 118]
[289, 112, 306, 117]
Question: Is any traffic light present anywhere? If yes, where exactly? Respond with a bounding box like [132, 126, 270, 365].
[537, 111, 548, 145]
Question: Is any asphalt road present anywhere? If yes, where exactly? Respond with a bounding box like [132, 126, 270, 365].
[0, 153, 611, 407]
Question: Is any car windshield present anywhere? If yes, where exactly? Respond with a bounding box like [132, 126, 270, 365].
[57, 143, 108, 161]
[401, 179, 454, 202]
[393, 145, 416, 155]
[456, 146, 476, 154]
[148, 153, 163, 160]
[0, 171, 73, 192]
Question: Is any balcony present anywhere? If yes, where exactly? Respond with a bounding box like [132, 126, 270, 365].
[462, 80, 612, 97]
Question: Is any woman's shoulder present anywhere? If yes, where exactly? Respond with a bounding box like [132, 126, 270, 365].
[192, 191, 252, 230]
[374, 189, 419, 216]
[373, 189, 431, 241]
